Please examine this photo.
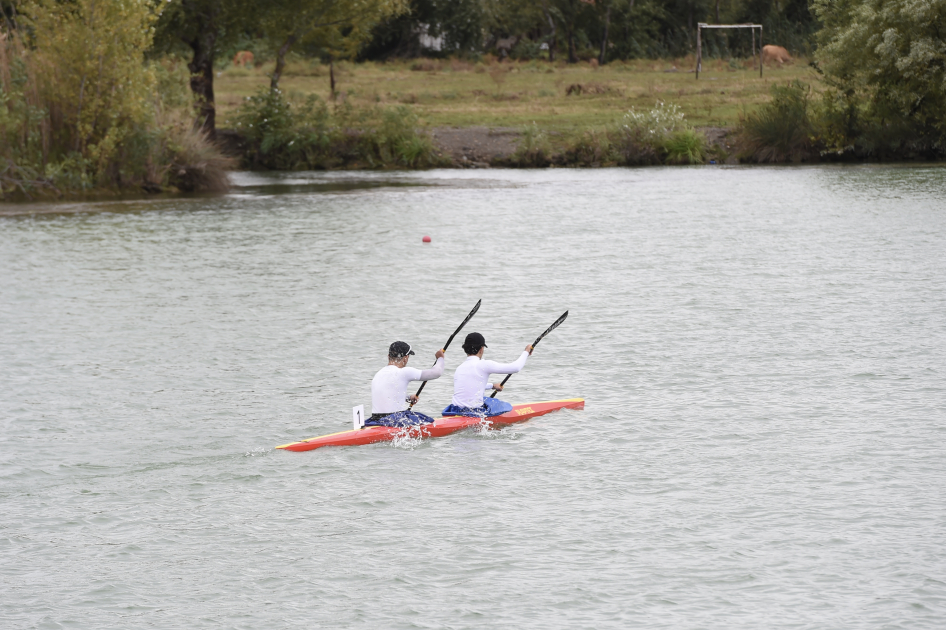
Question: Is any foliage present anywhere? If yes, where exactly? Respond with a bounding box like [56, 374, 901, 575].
[153, 56, 194, 111]
[304, 1, 410, 58]
[508, 122, 553, 166]
[17, 0, 157, 168]
[559, 129, 611, 165]
[503, 101, 706, 167]
[363, 0, 817, 62]
[606, 101, 699, 165]
[619, 101, 687, 146]
[0, 2, 232, 198]
[605, 124, 660, 166]
[812, 0, 946, 153]
[664, 129, 707, 164]
[362, 0, 487, 59]
[261, 0, 408, 90]
[737, 80, 816, 162]
[509, 38, 544, 61]
[163, 116, 235, 192]
[229, 88, 444, 169]
[153, 0, 259, 132]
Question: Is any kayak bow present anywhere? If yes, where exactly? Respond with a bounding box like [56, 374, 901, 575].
[276, 398, 584, 452]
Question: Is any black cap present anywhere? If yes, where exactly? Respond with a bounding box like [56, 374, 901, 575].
[388, 341, 415, 359]
[462, 332, 487, 355]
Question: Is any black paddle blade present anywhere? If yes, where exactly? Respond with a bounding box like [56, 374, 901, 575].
[533, 310, 568, 347]
[411, 299, 482, 408]
[489, 310, 569, 398]
[443, 298, 482, 351]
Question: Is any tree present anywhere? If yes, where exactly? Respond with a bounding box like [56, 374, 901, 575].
[154, 0, 256, 137]
[262, 0, 408, 92]
[545, 0, 594, 62]
[539, 0, 558, 61]
[598, 0, 614, 64]
[812, 0, 946, 138]
[360, 0, 488, 61]
[17, 0, 157, 163]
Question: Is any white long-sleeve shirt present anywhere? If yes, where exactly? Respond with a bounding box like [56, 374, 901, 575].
[371, 357, 444, 414]
[451, 352, 529, 408]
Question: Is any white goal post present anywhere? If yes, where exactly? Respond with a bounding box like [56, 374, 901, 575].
[696, 23, 763, 79]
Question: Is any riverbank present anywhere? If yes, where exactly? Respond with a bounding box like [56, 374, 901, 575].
[217, 124, 738, 169]
[2, 53, 937, 203]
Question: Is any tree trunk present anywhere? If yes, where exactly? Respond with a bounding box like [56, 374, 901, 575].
[329, 58, 336, 98]
[567, 28, 577, 63]
[185, 6, 219, 138]
[715, 0, 720, 23]
[599, 3, 611, 65]
[271, 34, 297, 91]
[542, 3, 556, 62]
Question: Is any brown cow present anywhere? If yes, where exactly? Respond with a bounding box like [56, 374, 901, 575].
[232, 51, 254, 67]
[762, 45, 792, 66]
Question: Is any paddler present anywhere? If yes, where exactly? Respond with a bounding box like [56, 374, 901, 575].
[442, 332, 533, 418]
[366, 341, 445, 427]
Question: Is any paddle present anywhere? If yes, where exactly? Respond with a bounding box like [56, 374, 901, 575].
[408, 299, 482, 410]
[489, 310, 568, 398]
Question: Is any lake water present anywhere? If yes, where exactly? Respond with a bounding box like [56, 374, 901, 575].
[2, 166, 945, 629]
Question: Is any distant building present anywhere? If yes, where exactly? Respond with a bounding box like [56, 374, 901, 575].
[417, 24, 444, 53]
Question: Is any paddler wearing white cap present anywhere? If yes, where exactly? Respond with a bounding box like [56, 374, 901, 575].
[366, 341, 445, 427]
[442, 332, 534, 418]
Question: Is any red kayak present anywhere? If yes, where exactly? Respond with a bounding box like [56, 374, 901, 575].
[276, 398, 585, 452]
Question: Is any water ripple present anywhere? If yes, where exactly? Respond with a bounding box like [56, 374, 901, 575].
[1, 166, 945, 629]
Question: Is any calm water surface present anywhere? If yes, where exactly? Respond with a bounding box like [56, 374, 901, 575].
[2, 167, 945, 629]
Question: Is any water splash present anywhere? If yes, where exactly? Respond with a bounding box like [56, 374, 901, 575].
[390, 425, 427, 450]
[472, 416, 494, 436]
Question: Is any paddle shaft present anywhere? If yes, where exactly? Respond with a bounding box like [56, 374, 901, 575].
[489, 310, 568, 398]
[408, 299, 482, 409]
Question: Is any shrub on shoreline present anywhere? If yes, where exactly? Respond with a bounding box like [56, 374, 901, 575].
[229, 89, 446, 170]
[0, 2, 232, 200]
[506, 101, 706, 167]
[609, 101, 704, 165]
[664, 129, 708, 164]
[737, 80, 946, 163]
[737, 81, 817, 162]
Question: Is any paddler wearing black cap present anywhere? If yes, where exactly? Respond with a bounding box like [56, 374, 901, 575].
[442, 332, 534, 418]
[366, 341, 445, 427]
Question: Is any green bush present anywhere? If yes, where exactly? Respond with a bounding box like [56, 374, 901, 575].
[229, 88, 444, 170]
[606, 101, 696, 166]
[663, 129, 707, 164]
[562, 131, 611, 166]
[507, 123, 553, 167]
[813, 0, 946, 151]
[0, 2, 232, 198]
[510, 39, 543, 61]
[606, 123, 660, 166]
[815, 87, 943, 160]
[500, 101, 708, 168]
[737, 81, 817, 163]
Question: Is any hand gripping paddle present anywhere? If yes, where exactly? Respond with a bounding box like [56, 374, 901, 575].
[408, 299, 482, 410]
[490, 310, 568, 398]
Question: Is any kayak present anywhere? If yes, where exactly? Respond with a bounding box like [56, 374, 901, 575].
[276, 398, 585, 452]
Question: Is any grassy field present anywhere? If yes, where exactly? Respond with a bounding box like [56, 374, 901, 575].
[213, 56, 819, 132]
